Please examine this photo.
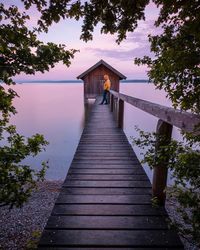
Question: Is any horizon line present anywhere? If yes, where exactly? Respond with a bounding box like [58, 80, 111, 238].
[12, 79, 150, 83]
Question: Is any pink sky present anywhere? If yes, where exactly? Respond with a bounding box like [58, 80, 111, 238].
[10, 1, 160, 80]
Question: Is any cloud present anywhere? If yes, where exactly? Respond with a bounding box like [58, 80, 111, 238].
[83, 22, 155, 61]
[83, 15, 162, 62]
[84, 46, 152, 61]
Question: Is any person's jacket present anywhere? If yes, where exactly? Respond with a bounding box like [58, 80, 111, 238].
[104, 79, 111, 91]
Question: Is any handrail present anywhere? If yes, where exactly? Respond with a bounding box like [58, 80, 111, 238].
[110, 89, 200, 134]
[109, 89, 200, 205]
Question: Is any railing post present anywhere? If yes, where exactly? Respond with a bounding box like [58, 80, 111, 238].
[117, 99, 124, 129]
[110, 93, 114, 112]
[152, 119, 173, 206]
[114, 97, 118, 121]
[107, 92, 110, 104]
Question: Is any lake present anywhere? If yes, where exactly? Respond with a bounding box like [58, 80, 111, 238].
[6, 82, 181, 182]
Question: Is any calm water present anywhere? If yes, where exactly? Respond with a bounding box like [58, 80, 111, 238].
[6, 83, 181, 182]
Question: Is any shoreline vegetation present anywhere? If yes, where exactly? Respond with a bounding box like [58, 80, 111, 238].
[0, 180, 199, 250]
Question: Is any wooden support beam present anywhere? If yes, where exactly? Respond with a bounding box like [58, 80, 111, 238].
[152, 119, 173, 205]
[113, 97, 118, 121]
[110, 93, 114, 112]
[118, 99, 124, 129]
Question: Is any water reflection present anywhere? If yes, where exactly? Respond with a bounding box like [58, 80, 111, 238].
[82, 99, 96, 126]
[9, 83, 90, 180]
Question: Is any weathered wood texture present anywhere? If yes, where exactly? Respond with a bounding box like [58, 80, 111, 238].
[118, 99, 124, 129]
[110, 90, 200, 133]
[77, 60, 126, 99]
[38, 97, 183, 249]
[152, 119, 173, 205]
[83, 65, 120, 98]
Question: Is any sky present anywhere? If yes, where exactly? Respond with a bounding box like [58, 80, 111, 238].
[7, 1, 160, 80]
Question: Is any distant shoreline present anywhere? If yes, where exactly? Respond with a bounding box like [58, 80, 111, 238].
[4, 79, 150, 84]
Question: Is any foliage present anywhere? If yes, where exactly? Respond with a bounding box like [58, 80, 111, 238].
[0, 124, 49, 208]
[135, 0, 200, 113]
[0, 3, 77, 85]
[0, 3, 76, 208]
[26, 230, 42, 249]
[132, 127, 200, 245]
[20, 0, 150, 44]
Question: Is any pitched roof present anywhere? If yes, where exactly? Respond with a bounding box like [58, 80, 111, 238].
[77, 59, 127, 80]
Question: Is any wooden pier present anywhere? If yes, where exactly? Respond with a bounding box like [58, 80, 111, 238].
[38, 95, 186, 249]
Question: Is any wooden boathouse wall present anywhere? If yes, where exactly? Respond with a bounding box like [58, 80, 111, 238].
[77, 59, 126, 99]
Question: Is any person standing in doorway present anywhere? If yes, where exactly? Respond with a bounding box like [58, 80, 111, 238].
[100, 74, 111, 104]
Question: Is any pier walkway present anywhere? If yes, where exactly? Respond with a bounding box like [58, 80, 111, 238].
[38, 97, 183, 249]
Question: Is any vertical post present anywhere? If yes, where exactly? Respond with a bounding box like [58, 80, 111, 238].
[110, 93, 114, 112]
[114, 97, 117, 121]
[107, 91, 110, 104]
[117, 99, 124, 129]
[84, 97, 88, 104]
[152, 119, 173, 206]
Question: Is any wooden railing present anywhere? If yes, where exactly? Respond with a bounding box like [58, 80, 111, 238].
[109, 89, 200, 205]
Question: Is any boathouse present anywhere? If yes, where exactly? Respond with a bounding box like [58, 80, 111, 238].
[77, 59, 126, 99]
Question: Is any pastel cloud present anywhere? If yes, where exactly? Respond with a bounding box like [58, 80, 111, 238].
[84, 46, 152, 61]
[82, 19, 157, 62]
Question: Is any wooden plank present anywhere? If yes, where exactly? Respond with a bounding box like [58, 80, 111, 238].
[71, 162, 141, 167]
[79, 141, 129, 144]
[56, 194, 151, 204]
[74, 151, 137, 155]
[59, 187, 151, 195]
[52, 204, 167, 216]
[76, 147, 133, 151]
[72, 161, 139, 165]
[78, 143, 131, 146]
[38, 248, 182, 250]
[80, 138, 128, 141]
[79, 136, 128, 139]
[72, 159, 137, 162]
[63, 180, 151, 188]
[39, 229, 183, 247]
[66, 174, 149, 180]
[81, 137, 127, 139]
[77, 144, 132, 146]
[72, 160, 138, 164]
[75, 149, 134, 153]
[76, 146, 132, 149]
[68, 169, 147, 174]
[45, 215, 169, 229]
[73, 156, 137, 160]
[71, 165, 140, 169]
